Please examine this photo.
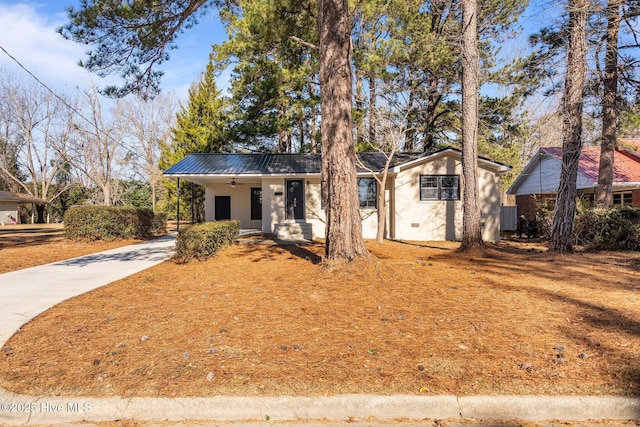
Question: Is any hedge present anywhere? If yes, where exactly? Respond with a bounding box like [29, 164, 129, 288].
[175, 220, 241, 262]
[574, 205, 640, 251]
[64, 206, 167, 241]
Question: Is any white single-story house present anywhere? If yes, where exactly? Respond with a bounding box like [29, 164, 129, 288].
[164, 148, 511, 242]
[507, 146, 640, 221]
[0, 191, 47, 225]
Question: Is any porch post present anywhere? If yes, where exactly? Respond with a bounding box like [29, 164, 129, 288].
[177, 178, 180, 232]
[191, 182, 195, 224]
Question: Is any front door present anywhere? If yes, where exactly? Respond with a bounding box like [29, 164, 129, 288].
[215, 196, 231, 220]
[286, 179, 304, 220]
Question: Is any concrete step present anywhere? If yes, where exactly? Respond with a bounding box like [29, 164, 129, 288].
[274, 222, 312, 240]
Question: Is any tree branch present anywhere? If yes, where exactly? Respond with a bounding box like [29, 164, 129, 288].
[289, 36, 319, 51]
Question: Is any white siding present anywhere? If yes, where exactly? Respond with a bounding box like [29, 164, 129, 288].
[0, 202, 19, 225]
[393, 154, 502, 242]
[512, 154, 596, 196]
[204, 182, 262, 229]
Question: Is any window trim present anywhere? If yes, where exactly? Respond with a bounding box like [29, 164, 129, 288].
[420, 174, 460, 201]
[357, 177, 377, 209]
[613, 192, 633, 206]
[250, 187, 262, 220]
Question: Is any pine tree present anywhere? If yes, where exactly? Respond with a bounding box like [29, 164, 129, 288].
[549, 0, 589, 254]
[159, 60, 228, 221]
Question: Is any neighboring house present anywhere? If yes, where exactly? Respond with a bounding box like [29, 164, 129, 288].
[507, 146, 640, 221]
[164, 148, 511, 242]
[0, 191, 48, 225]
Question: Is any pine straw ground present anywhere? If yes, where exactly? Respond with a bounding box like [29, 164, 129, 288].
[1, 237, 640, 399]
[0, 224, 139, 274]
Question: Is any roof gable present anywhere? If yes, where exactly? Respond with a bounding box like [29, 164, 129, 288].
[543, 146, 640, 183]
[508, 146, 640, 195]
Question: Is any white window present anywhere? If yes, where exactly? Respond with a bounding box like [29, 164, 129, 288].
[420, 175, 459, 200]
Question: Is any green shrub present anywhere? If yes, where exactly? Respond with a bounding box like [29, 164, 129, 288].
[64, 206, 167, 241]
[574, 205, 640, 250]
[175, 220, 241, 262]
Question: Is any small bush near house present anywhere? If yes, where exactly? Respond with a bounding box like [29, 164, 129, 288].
[64, 206, 167, 241]
[175, 220, 241, 262]
[574, 205, 640, 250]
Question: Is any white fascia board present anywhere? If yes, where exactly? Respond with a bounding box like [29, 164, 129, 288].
[612, 182, 640, 189]
[393, 148, 510, 174]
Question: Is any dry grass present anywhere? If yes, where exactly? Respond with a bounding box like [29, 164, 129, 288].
[1, 237, 640, 399]
[0, 224, 141, 273]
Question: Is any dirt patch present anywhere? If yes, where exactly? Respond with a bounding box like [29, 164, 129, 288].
[1, 239, 640, 398]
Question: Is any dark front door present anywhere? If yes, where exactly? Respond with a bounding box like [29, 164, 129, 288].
[215, 196, 231, 220]
[286, 179, 304, 220]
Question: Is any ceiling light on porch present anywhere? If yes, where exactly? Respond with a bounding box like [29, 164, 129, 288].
[230, 179, 236, 188]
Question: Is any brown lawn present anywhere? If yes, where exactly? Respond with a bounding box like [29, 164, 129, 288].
[0, 224, 142, 274]
[1, 237, 640, 399]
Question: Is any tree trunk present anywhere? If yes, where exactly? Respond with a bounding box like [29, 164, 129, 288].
[103, 184, 111, 206]
[596, 0, 621, 207]
[459, 0, 486, 251]
[318, 0, 369, 261]
[368, 74, 377, 146]
[376, 177, 387, 243]
[355, 66, 366, 147]
[35, 204, 46, 224]
[278, 104, 288, 153]
[310, 85, 318, 154]
[550, 0, 588, 254]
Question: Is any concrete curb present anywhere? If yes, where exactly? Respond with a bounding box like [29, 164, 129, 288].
[1, 391, 639, 424]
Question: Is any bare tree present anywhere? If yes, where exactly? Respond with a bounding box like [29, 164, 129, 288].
[68, 85, 124, 206]
[318, 0, 369, 260]
[459, 0, 486, 251]
[356, 103, 412, 243]
[115, 93, 177, 212]
[0, 73, 73, 223]
[550, 0, 589, 253]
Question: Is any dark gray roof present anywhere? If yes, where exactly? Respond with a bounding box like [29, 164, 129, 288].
[164, 152, 424, 176]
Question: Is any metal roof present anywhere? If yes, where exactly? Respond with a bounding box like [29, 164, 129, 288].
[164, 152, 425, 176]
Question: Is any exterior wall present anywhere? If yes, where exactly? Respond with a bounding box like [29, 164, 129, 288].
[204, 182, 262, 229]
[516, 194, 556, 222]
[393, 156, 502, 242]
[262, 178, 284, 234]
[263, 177, 327, 239]
[0, 202, 19, 224]
[304, 179, 325, 239]
[394, 156, 461, 241]
[633, 189, 640, 207]
[512, 153, 594, 196]
[199, 154, 503, 242]
[303, 177, 391, 240]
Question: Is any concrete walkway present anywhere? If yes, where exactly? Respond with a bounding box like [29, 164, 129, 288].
[1, 236, 640, 425]
[0, 234, 176, 345]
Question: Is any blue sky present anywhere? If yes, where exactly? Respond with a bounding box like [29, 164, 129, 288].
[0, 1, 558, 104]
[0, 1, 228, 101]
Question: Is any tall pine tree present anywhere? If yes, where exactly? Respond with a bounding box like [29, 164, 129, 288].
[159, 60, 229, 221]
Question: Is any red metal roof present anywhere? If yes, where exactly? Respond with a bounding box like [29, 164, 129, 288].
[543, 146, 640, 183]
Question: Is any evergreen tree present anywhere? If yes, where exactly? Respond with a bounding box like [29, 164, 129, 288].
[212, 0, 319, 152]
[159, 59, 229, 221]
